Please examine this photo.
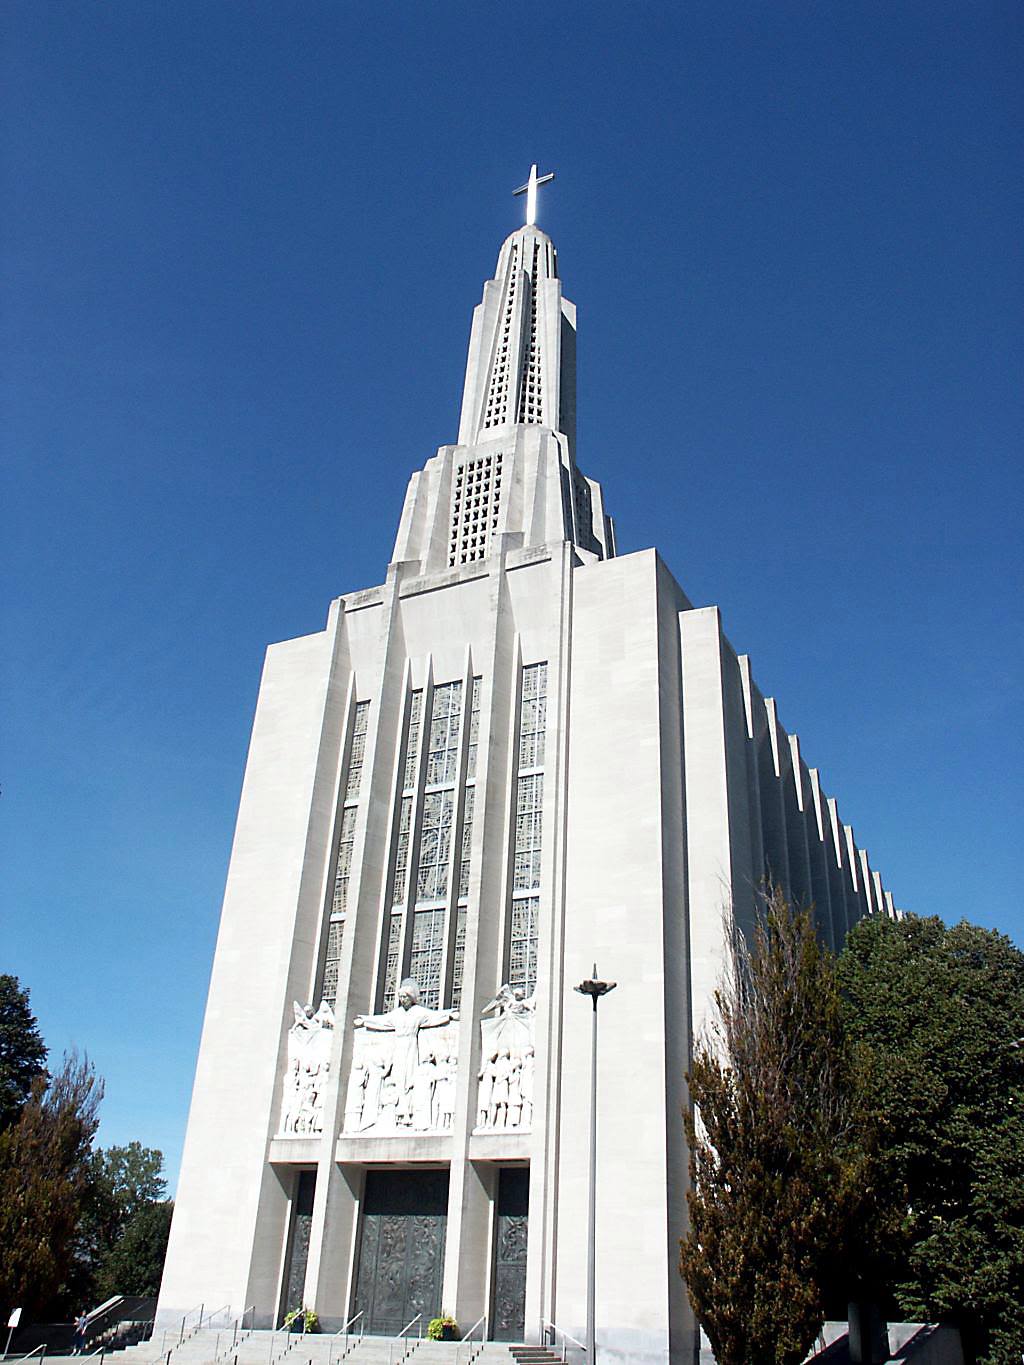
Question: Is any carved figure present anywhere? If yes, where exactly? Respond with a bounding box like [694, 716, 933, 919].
[412, 1052, 438, 1130]
[343, 1061, 367, 1130]
[520, 1045, 535, 1127]
[508, 1054, 523, 1127]
[476, 983, 537, 1131]
[489, 1049, 512, 1128]
[344, 980, 459, 1134]
[279, 1000, 335, 1135]
[435, 1054, 456, 1129]
[478, 1051, 497, 1128]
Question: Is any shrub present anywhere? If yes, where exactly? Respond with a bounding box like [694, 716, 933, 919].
[427, 1316, 458, 1341]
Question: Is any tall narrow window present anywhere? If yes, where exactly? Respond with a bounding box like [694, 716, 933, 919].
[452, 675, 481, 1007]
[509, 664, 546, 995]
[406, 681, 463, 1007]
[322, 700, 371, 1005]
[381, 691, 422, 1010]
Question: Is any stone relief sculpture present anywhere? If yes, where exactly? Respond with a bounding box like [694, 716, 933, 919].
[342, 979, 459, 1134]
[279, 1001, 335, 1136]
[476, 985, 536, 1131]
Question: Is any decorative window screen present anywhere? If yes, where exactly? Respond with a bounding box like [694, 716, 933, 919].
[381, 679, 467, 1011]
[449, 455, 503, 568]
[409, 909, 446, 1009]
[426, 682, 463, 785]
[508, 663, 547, 996]
[451, 907, 468, 1009]
[381, 690, 424, 1009]
[392, 797, 413, 907]
[417, 789, 455, 902]
[321, 699, 372, 1006]
[451, 675, 482, 1009]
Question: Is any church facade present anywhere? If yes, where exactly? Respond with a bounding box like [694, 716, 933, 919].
[157, 182, 899, 1364]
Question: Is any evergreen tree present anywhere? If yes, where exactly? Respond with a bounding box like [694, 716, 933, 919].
[0, 975, 48, 1132]
[680, 888, 867, 1365]
[838, 914, 1024, 1365]
[0, 1052, 103, 1320]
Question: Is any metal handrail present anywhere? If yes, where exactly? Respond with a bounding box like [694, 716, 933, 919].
[462, 1315, 486, 1341]
[329, 1311, 365, 1365]
[179, 1304, 205, 1346]
[388, 1314, 422, 1365]
[3, 1347, 46, 1364]
[542, 1320, 587, 1362]
[455, 1315, 487, 1365]
[335, 1311, 365, 1338]
[198, 1306, 232, 1332]
[397, 1314, 422, 1339]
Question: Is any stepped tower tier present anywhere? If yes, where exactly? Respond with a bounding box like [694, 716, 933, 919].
[392, 226, 615, 572]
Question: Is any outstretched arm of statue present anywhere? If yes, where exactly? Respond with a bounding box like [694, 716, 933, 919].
[423, 1007, 459, 1027]
[353, 1012, 395, 1031]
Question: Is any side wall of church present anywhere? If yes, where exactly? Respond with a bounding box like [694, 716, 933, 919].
[158, 622, 348, 1322]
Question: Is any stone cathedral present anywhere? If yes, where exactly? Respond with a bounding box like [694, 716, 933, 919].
[157, 169, 899, 1365]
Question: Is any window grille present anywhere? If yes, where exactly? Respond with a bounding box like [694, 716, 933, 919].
[508, 662, 547, 996]
[392, 796, 413, 906]
[449, 454, 503, 568]
[509, 896, 539, 996]
[451, 906, 468, 1008]
[383, 913, 403, 1009]
[466, 675, 481, 779]
[417, 789, 455, 901]
[409, 908, 446, 1009]
[345, 701, 371, 800]
[322, 698, 372, 1006]
[425, 681, 463, 784]
[403, 690, 423, 791]
[458, 784, 475, 900]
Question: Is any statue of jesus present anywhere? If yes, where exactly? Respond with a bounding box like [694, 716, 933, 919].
[354, 980, 458, 1123]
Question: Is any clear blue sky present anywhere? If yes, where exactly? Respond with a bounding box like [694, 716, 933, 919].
[3, 1, 1021, 1189]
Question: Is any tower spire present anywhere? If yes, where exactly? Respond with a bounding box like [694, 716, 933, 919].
[513, 163, 555, 226]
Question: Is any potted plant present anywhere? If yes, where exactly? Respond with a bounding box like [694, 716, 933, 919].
[283, 1308, 318, 1334]
[427, 1316, 459, 1342]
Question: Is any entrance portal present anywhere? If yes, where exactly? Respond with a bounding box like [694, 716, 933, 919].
[491, 1167, 529, 1340]
[353, 1169, 449, 1335]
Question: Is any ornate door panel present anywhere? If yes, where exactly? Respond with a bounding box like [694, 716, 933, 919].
[492, 1167, 529, 1341]
[353, 1170, 448, 1335]
[281, 1171, 316, 1318]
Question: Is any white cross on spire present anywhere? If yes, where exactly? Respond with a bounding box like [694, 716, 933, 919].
[513, 163, 555, 227]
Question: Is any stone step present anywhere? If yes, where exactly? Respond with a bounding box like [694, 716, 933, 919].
[117, 1333, 522, 1365]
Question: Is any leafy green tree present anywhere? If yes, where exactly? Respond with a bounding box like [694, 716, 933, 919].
[87, 1142, 167, 1254]
[95, 1201, 174, 1298]
[0, 1052, 103, 1320]
[838, 915, 1024, 1365]
[680, 888, 867, 1365]
[0, 975, 48, 1132]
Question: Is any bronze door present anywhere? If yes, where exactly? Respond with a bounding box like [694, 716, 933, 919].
[281, 1171, 316, 1319]
[492, 1167, 529, 1341]
[353, 1169, 448, 1335]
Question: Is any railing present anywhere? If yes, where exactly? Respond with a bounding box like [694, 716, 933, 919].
[179, 1305, 206, 1346]
[387, 1314, 422, 1365]
[329, 1311, 365, 1365]
[455, 1315, 486, 1365]
[197, 1306, 233, 1333]
[541, 1321, 587, 1364]
[214, 1306, 256, 1363]
[2, 1347, 47, 1364]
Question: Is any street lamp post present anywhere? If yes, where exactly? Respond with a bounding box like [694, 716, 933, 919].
[574, 964, 616, 1364]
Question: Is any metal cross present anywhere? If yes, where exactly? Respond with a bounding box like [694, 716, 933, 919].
[513, 163, 555, 227]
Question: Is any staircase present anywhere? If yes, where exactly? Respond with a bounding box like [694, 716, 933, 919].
[113, 1331, 530, 1365]
[507, 1349, 564, 1365]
